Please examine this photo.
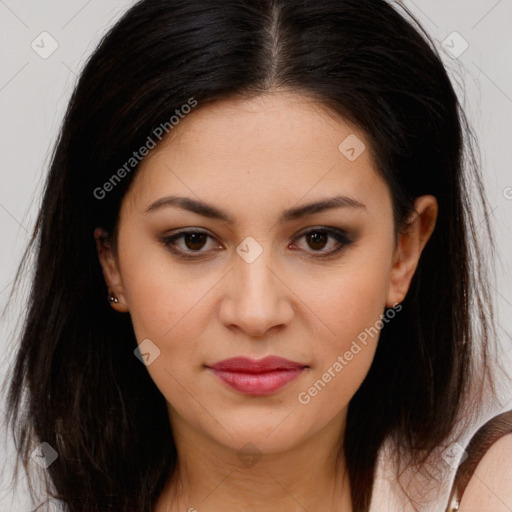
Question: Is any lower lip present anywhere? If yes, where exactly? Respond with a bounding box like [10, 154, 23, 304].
[208, 368, 305, 395]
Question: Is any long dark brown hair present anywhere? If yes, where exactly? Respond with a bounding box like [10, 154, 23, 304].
[2, 0, 502, 510]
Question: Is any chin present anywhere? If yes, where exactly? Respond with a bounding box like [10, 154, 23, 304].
[212, 417, 310, 455]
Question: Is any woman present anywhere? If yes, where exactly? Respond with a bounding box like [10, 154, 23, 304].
[3, 0, 511, 511]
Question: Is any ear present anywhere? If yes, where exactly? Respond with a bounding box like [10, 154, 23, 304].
[94, 227, 129, 312]
[386, 195, 438, 308]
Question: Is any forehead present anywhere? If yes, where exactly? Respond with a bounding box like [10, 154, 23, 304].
[123, 90, 391, 218]
[145, 91, 367, 165]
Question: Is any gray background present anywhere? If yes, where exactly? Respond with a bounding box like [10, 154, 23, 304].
[0, 1, 511, 510]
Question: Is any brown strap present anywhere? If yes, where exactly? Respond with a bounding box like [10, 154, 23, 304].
[446, 410, 512, 510]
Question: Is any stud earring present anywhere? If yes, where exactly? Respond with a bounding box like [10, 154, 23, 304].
[108, 294, 119, 304]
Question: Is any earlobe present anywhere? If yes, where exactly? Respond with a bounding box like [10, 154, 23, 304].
[94, 227, 129, 312]
[385, 195, 438, 308]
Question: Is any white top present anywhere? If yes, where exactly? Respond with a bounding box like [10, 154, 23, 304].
[369, 405, 506, 512]
[369, 437, 457, 512]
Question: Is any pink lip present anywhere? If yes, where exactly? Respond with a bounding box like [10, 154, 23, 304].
[207, 356, 307, 395]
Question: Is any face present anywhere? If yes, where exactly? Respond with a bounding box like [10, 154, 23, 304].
[96, 90, 437, 457]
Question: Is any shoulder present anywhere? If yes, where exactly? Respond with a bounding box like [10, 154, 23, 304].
[458, 432, 512, 511]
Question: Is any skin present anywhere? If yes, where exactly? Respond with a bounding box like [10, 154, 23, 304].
[458, 433, 512, 511]
[95, 89, 438, 511]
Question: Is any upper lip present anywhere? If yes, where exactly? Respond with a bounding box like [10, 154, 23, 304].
[207, 356, 307, 373]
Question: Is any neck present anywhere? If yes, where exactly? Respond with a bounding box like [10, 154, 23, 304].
[155, 410, 353, 512]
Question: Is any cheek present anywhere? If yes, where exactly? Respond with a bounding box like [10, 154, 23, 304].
[117, 231, 214, 343]
[294, 246, 392, 406]
[298, 249, 391, 355]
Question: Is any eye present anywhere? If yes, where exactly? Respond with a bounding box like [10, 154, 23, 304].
[290, 228, 354, 257]
[161, 227, 354, 259]
[162, 230, 221, 256]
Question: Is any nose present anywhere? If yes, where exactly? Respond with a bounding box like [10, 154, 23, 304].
[218, 244, 294, 339]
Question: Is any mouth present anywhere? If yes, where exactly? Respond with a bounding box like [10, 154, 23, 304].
[206, 356, 308, 395]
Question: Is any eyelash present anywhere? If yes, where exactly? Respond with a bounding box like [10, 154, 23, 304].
[161, 227, 354, 259]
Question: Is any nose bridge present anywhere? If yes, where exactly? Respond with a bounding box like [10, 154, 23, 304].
[235, 236, 278, 311]
[221, 236, 292, 336]
[237, 245, 273, 301]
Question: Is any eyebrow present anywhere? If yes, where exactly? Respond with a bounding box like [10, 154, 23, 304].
[145, 194, 366, 224]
